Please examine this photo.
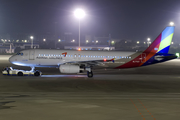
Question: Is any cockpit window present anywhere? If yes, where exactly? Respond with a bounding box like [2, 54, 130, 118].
[16, 53, 23, 56]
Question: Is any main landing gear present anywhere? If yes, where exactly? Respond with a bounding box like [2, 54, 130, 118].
[85, 67, 93, 78]
[31, 67, 41, 77]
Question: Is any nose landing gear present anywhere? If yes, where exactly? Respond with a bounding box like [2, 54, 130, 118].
[31, 67, 41, 77]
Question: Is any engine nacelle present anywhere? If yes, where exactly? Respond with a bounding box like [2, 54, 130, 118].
[59, 65, 83, 73]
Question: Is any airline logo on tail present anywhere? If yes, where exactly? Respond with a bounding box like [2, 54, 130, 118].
[145, 26, 174, 54]
[116, 26, 175, 69]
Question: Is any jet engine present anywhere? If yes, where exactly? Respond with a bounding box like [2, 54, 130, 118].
[59, 65, 84, 73]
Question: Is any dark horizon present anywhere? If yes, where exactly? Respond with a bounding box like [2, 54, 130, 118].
[0, 0, 180, 41]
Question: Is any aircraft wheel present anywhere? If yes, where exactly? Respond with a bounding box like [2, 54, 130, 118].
[34, 71, 40, 76]
[17, 72, 23, 76]
[87, 71, 93, 78]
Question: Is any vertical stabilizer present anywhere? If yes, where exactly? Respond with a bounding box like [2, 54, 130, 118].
[144, 26, 175, 54]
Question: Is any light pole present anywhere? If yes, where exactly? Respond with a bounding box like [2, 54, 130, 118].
[74, 8, 85, 48]
[147, 38, 151, 47]
[30, 36, 34, 49]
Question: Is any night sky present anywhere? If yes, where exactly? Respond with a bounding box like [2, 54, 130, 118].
[0, 0, 180, 41]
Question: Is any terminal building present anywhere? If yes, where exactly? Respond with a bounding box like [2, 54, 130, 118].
[0, 43, 15, 53]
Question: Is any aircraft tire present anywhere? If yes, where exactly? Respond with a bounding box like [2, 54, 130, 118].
[87, 71, 93, 78]
[34, 71, 40, 76]
[17, 72, 23, 76]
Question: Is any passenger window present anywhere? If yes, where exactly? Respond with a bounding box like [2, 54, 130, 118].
[120, 56, 121, 58]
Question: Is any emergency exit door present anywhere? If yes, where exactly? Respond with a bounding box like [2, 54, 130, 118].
[29, 50, 35, 60]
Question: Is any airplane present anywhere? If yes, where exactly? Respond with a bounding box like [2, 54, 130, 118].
[9, 26, 177, 78]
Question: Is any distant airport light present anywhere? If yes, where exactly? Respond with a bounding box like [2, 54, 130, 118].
[144, 42, 146, 44]
[111, 41, 115, 44]
[96, 40, 98, 43]
[137, 41, 139, 44]
[171, 42, 174, 44]
[147, 38, 151, 47]
[176, 53, 179, 58]
[24, 40, 27, 43]
[43, 39, 46, 42]
[72, 39, 75, 42]
[30, 36, 33, 39]
[170, 22, 174, 26]
[74, 9, 85, 19]
[78, 48, 81, 51]
[58, 39, 61, 42]
[30, 36, 34, 49]
[125, 41, 127, 43]
[86, 40, 89, 43]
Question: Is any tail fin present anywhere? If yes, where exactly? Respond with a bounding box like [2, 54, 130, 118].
[144, 26, 175, 54]
[115, 26, 176, 69]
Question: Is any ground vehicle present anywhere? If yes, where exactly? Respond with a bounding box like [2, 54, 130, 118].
[2, 67, 42, 76]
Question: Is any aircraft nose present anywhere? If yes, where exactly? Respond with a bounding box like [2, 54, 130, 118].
[9, 56, 14, 63]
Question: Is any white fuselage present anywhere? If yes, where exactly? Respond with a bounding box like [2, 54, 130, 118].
[9, 49, 138, 68]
